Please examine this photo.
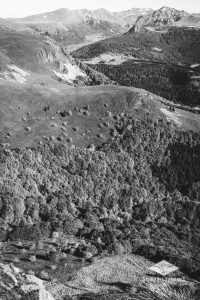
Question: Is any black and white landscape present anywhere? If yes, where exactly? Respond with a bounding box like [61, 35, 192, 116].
[0, 2, 200, 299]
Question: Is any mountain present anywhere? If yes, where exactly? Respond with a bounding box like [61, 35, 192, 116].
[73, 13, 200, 65]
[132, 6, 200, 31]
[12, 7, 152, 27]
[72, 19, 200, 106]
[14, 8, 113, 25]
[1, 6, 200, 300]
[113, 8, 153, 27]
[6, 8, 152, 50]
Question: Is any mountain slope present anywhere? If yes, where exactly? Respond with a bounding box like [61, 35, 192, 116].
[1, 96, 200, 283]
[132, 6, 200, 31]
[72, 25, 200, 105]
[1, 78, 200, 149]
[73, 25, 200, 65]
[0, 29, 115, 87]
[12, 7, 152, 28]
[6, 7, 152, 49]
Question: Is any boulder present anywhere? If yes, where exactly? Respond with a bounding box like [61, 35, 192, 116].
[86, 244, 98, 256]
[0, 263, 54, 300]
[113, 243, 125, 255]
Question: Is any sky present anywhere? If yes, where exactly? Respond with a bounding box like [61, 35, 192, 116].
[0, 0, 200, 18]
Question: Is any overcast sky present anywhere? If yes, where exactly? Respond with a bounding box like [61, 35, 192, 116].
[1, 0, 200, 18]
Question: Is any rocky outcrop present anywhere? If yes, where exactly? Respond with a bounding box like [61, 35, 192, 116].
[76, 61, 117, 86]
[131, 6, 188, 31]
[0, 263, 54, 300]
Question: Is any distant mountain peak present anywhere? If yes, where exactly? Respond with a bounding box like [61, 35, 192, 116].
[94, 8, 109, 12]
[131, 6, 191, 31]
[160, 6, 175, 11]
[54, 8, 70, 12]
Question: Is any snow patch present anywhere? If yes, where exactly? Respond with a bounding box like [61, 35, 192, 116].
[53, 62, 86, 83]
[43, 15, 47, 18]
[0, 64, 30, 84]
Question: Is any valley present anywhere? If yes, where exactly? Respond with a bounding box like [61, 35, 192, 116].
[73, 26, 200, 106]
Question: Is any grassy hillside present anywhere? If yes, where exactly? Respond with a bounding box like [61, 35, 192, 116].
[0, 30, 61, 72]
[0, 82, 157, 148]
[0, 29, 116, 87]
[1, 80, 200, 149]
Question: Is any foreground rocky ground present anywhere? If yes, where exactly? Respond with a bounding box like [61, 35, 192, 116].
[0, 234, 199, 300]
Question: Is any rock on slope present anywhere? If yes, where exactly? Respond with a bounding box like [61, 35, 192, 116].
[0, 263, 54, 300]
[45, 254, 197, 299]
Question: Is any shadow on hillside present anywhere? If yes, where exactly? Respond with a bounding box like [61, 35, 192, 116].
[152, 142, 200, 197]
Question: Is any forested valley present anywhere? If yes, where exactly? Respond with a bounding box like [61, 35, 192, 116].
[89, 62, 200, 106]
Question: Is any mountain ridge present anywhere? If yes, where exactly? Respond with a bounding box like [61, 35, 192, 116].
[131, 6, 200, 31]
[2, 7, 152, 49]
[8, 7, 152, 27]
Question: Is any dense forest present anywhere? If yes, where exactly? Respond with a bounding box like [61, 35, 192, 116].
[1, 113, 200, 279]
[73, 27, 200, 65]
[90, 62, 200, 105]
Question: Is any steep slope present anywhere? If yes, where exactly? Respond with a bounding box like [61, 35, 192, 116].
[0, 30, 74, 82]
[0, 29, 114, 86]
[72, 25, 200, 105]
